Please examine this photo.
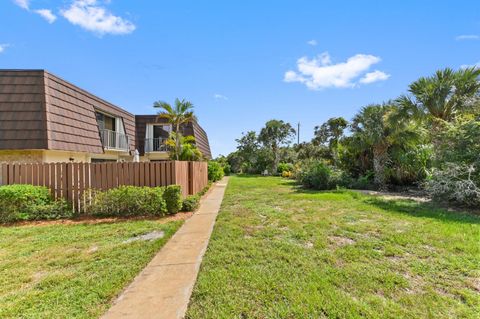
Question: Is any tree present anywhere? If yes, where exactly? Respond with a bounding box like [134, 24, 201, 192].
[258, 120, 296, 173]
[397, 67, 480, 147]
[154, 98, 197, 160]
[351, 103, 419, 190]
[235, 131, 260, 172]
[295, 142, 329, 161]
[226, 151, 243, 174]
[313, 117, 348, 164]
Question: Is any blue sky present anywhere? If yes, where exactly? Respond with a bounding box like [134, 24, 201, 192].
[1, 0, 479, 157]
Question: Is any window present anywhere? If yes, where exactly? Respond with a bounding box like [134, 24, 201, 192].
[96, 112, 116, 132]
[153, 125, 171, 139]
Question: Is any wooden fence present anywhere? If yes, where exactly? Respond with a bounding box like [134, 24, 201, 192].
[0, 161, 208, 212]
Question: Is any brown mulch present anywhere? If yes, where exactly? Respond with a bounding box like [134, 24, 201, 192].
[3, 212, 194, 228]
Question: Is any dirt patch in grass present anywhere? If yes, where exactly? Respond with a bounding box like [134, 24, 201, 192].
[468, 278, 480, 292]
[356, 190, 430, 203]
[3, 212, 194, 228]
[244, 225, 265, 236]
[123, 230, 165, 244]
[328, 235, 355, 247]
[304, 241, 314, 249]
[402, 273, 425, 294]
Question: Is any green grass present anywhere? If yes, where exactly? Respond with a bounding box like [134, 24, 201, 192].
[0, 219, 183, 318]
[186, 176, 480, 319]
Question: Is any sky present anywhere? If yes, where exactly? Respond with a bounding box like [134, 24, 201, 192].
[1, 0, 479, 157]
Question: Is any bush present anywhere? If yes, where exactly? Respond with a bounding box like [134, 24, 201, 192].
[198, 182, 212, 196]
[208, 161, 224, 182]
[222, 163, 231, 176]
[348, 172, 376, 190]
[297, 161, 332, 190]
[163, 185, 183, 214]
[31, 199, 71, 220]
[282, 170, 293, 178]
[296, 161, 351, 190]
[85, 186, 167, 217]
[181, 195, 200, 212]
[277, 163, 294, 175]
[424, 164, 480, 207]
[0, 185, 71, 223]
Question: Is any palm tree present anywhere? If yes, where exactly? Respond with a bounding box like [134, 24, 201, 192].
[154, 98, 197, 160]
[397, 67, 480, 142]
[351, 103, 419, 190]
[165, 133, 202, 161]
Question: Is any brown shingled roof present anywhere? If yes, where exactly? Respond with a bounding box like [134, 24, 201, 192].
[0, 70, 135, 153]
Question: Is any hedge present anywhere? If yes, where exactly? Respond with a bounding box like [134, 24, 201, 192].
[0, 184, 71, 223]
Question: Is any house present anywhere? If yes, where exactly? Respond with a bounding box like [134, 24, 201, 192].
[0, 70, 211, 163]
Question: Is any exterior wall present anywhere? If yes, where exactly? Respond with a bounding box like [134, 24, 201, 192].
[42, 150, 90, 163]
[0, 149, 133, 164]
[0, 150, 44, 163]
[190, 121, 212, 159]
[141, 152, 170, 162]
[91, 150, 133, 162]
[0, 70, 49, 150]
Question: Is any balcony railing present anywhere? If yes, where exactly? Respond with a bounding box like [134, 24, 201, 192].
[145, 138, 168, 153]
[99, 129, 129, 151]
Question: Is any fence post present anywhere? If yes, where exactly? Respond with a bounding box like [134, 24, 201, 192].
[188, 161, 194, 195]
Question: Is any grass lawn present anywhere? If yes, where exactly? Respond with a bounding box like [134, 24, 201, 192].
[187, 176, 480, 318]
[0, 218, 183, 318]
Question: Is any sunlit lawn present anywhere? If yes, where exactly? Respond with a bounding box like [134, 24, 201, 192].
[0, 219, 183, 318]
[187, 176, 480, 318]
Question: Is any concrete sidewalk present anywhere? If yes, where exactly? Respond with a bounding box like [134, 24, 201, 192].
[102, 177, 229, 319]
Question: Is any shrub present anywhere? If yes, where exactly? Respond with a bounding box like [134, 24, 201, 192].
[0, 185, 71, 222]
[85, 186, 167, 217]
[297, 161, 334, 190]
[31, 199, 71, 220]
[297, 161, 351, 190]
[424, 164, 480, 207]
[163, 185, 183, 214]
[181, 195, 200, 212]
[281, 171, 293, 178]
[349, 172, 376, 190]
[208, 161, 224, 182]
[222, 163, 231, 176]
[198, 182, 212, 196]
[277, 163, 294, 174]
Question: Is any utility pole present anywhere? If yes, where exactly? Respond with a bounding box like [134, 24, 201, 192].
[297, 122, 300, 145]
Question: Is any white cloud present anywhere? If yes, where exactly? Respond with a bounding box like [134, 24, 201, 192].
[61, 0, 136, 35]
[214, 94, 228, 100]
[359, 70, 390, 84]
[13, 0, 29, 10]
[461, 61, 480, 69]
[35, 9, 57, 23]
[284, 52, 389, 89]
[307, 39, 318, 46]
[456, 35, 479, 41]
[13, 0, 57, 24]
[0, 44, 10, 54]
